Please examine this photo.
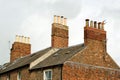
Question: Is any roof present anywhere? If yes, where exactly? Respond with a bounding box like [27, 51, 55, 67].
[0, 47, 51, 74]
[31, 44, 85, 70]
[0, 44, 85, 74]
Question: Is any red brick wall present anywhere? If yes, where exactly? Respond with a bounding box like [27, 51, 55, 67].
[0, 74, 7, 80]
[52, 36, 68, 48]
[62, 61, 120, 80]
[51, 23, 68, 48]
[70, 39, 119, 69]
[84, 27, 106, 45]
[70, 26, 119, 69]
[10, 42, 31, 62]
[30, 65, 62, 80]
[0, 66, 30, 80]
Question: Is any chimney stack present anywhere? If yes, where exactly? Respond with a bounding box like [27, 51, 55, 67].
[10, 35, 31, 62]
[52, 15, 69, 48]
[84, 19, 106, 46]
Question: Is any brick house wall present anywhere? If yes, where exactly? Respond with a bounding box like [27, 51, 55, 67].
[69, 20, 119, 69]
[69, 39, 119, 69]
[62, 61, 120, 80]
[0, 66, 30, 80]
[0, 74, 7, 80]
[30, 65, 62, 80]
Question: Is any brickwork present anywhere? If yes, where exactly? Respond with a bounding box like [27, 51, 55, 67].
[84, 27, 106, 45]
[62, 61, 120, 80]
[52, 23, 68, 48]
[0, 66, 30, 80]
[70, 39, 119, 69]
[30, 65, 62, 80]
[69, 24, 119, 69]
[0, 74, 7, 80]
[10, 42, 31, 62]
[0, 18, 119, 80]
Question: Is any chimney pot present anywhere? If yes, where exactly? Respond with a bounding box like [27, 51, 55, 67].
[15, 35, 19, 42]
[61, 16, 64, 25]
[57, 16, 61, 24]
[27, 37, 30, 44]
[54, 15, 57, 23]
[23, 36, 26, 43]
[90, 21, 93, 28]
[85, 19, 89, 27]
[25, 37, 27, 43]
[64, 18, 67, 26]
[101, 21, 105, 30]
[18, 35, 20, 42]
[94, 21, 97, 28]
[98, 22, 101, 29]
[21, 36, 24, 43]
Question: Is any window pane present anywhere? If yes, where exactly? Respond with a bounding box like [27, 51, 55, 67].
[48, 71, 51, 78]
[44, 70, 52, 80]
[17, 72, 21, 80]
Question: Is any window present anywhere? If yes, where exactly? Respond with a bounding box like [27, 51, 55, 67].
[17, 71, 21, 80]
[44, 69, 52, 80]
[7, 74, 10, 80]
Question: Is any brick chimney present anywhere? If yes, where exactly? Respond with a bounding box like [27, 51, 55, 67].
[84, 19, 106, 46]
[51, 15, 69, 48]
[10, 35, 31, 62]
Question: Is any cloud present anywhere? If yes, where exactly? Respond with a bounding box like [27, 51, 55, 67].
[48, 0, 81, 19]
[0, 0, 120, 67]
[0, 0, 82, 64]
[99, 6, 120, 66]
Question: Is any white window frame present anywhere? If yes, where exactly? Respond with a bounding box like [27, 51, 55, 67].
[44, 69, 52, 80]
[7, 74, 10, 80]
[17, 71, 21, 80]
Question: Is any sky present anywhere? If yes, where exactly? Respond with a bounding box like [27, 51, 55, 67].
[0, 0, 120, 66]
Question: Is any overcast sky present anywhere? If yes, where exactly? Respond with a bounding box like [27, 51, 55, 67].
[0, 0, 120, 66]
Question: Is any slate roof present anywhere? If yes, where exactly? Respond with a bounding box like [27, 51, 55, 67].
[31, 44, 85, 70]
[0, 44, 85, 74]
[0, 47, 51, 74]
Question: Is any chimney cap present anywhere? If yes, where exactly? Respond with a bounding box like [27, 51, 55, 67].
[94, 21, 97, 23]
[61, 16, 64, 18]
[86, 19, 89, 21]
[98, 22, 101, 24]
